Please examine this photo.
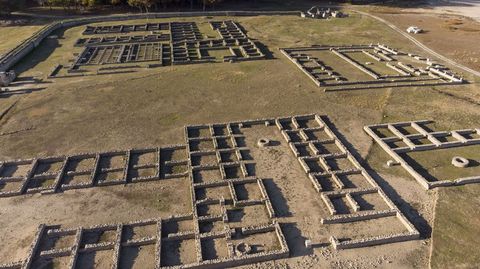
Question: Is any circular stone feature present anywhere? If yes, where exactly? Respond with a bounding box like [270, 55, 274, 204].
[236, 242, 252, 256]
[452, 156, 469, 168]
[257, 138, 271, 147]
[386, 160, 397, 167]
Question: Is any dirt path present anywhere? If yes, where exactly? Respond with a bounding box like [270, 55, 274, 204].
[353, 10, 480, 78]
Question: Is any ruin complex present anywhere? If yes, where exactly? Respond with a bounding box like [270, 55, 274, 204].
[365, 120, 480, 189]
[0, 70, 16, 87]
[63, 21, 265, 76]
[0, 114, 419, 268]
[301, 7, 345, 19]
[280, 44, 465, 91]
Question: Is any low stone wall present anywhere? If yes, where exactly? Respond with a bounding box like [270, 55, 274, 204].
[330, 231, 419, 249]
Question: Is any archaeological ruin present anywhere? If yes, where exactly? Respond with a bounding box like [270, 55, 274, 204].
[0, 114, 420, 269]
[63, 21, 266, 76]
[0, 146, 188, 197]
[280, 44, 465, 91]
[300, 6, 346, 19]
[364, 120, 480, 189]
[0, 6, 478, 268]
[0, 70, 16, 87]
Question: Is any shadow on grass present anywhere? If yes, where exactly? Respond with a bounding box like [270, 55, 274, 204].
[467, 159, 479, 167]
[12, 27, 67, 75]
[400, 153, 438, 182]
[321, 115, 432, 239]
[0, 87, 46, 98]
[256, 41, 276, 59]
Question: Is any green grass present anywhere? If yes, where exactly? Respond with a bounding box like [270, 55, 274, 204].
[41, 178, 56, 187]
[171, 164, 187, 175]
[99, 231, 115, 242]
[403, 145, 480, 182]
[0, 20, 52, 56]
[430, 184, 480, 269]
[207, 48, 232, 61]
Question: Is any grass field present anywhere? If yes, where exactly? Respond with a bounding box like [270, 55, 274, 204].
[403, 145, 480, 182]
[0, 19, 52, 56]
[0, 9, 479, 268]
[430, 184, 480, 269]
[364, 5, 480, 73]
[3, 14, 478, 158]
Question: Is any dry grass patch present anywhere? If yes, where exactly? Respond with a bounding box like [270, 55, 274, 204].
[430, 184, 480, 269]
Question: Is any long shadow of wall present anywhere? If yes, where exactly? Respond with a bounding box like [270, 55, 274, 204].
[0, 87, 46, 98]
[13, 27, 67, 75]
[321, 116, 432, 239]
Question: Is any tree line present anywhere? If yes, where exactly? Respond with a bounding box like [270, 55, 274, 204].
[43, 0, 225, 11]
[0, 0, 227, 14]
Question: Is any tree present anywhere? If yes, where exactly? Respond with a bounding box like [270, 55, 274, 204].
[47, 0, 70, 10]
[142, 0, 155, 12]
[202, 0, 221, 11]
[158, 0, 173, 10]
[82, 0, 103, 7]
[0, 0, 26, 15]
[127, 0, 154, 12]
[127, 0, 142, 12]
